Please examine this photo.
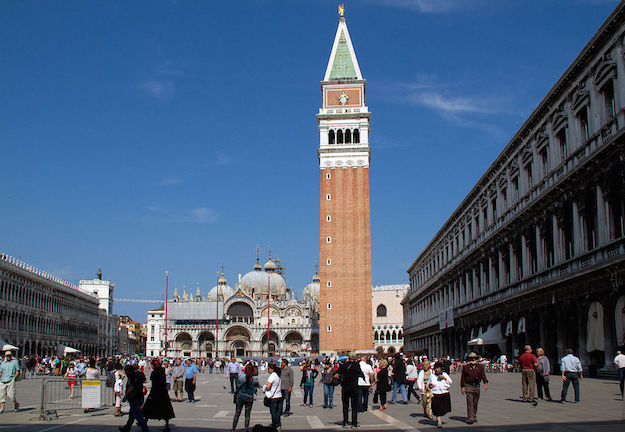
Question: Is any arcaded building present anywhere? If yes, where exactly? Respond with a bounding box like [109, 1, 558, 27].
[403, 3, 625, 374]
[372, 284, 408, 354]
[0, 253, 99, 355]
[318, 6, 373, 353]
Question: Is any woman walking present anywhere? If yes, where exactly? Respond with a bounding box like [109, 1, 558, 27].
[264, 362, 282, 430]
[428, 362, 452, 428]
[64, 362, 79, 399]
[320, 361, 335, 409]
[142, 359, 175, 432]
[374, 359, 390, 410]
[417, 360, 433, 419]
[300, 361, 318, 407]
[113, 362, 125, 417]
[231, 364, 260, 432]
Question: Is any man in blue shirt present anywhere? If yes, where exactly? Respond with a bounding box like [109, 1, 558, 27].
[227, 358, 242, 394]
[0, 350, 21, 413]
[560, 348, 583, 403]
[185, 359, 198, 402]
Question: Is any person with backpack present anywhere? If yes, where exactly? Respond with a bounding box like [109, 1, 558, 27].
[231, 363, 260, 432]
[334, 353, 365, 428]
[120, 365, 149, 432]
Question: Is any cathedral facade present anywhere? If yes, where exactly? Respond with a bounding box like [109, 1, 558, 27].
[148, 258, 319, 358]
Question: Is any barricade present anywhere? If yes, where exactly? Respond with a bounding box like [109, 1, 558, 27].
[38, 376, 115, 420]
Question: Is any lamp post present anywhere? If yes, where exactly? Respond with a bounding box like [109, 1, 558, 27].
[215, 271, 220, 359]
[164, 270, 168, 357]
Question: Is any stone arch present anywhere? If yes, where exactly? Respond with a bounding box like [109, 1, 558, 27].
[284, 331, 304, 355]
[337, 129, 344, 144]
[198, 332, 215, 357]
[175, 332, 193, 356]
[353, 129, 360, 143]
[329, 130, 335, 144]
[261, 331, 280, 356]
[374, 331, 379, 342]
[227, 301, 254, 324]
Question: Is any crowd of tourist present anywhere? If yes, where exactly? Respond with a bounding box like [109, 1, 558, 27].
[0, 346, 622, 430]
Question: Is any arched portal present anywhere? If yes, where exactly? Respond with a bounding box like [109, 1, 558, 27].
[198, 332, 215, 358]
[227, 302, 254, 324]
[225, 326, 252, 357]
[284, 331, 304, 355]
[261, 331, 280, 356]
[175, 332, 193, 357]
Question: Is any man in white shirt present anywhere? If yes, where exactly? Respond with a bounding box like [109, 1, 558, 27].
[560, 348, 583, 403]
[614, 351, 625, 399]
[357, 355, 374, 412]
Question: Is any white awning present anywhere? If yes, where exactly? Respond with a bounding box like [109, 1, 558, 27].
[0, 339, 18, 351]
[468, 323, 505, 345]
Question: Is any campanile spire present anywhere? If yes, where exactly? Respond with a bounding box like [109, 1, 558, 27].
[317, 7, 373, 353]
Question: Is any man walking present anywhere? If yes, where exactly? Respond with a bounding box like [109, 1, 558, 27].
[614, 350, 625, 399]
[536, 348, 552, 401]
[280, 358, 294, 416]
[172, 359, 185, 402]
[358, 355, 374, 412]
[0, 351, 20, 413]
[390, 354, 408, 404]
[560, 348, 583, 403]
[518, 345, 538, 406]
[334, 353, 364, 428]
[460, 352, 488, 424]
[120, 365, 149, 432]
[184, 358, 198, 402]
[227, 357, 242, 394]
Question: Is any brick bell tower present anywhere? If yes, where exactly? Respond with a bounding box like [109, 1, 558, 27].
[317, 5, 372, 353]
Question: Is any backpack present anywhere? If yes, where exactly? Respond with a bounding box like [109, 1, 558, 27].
[106, 370, 116, 388]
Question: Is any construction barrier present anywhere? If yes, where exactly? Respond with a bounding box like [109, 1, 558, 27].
[38, 376, 115, 420]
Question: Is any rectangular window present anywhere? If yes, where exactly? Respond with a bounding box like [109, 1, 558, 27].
[151, 325, 155, 333]
[326, 215, 331, 222]
[326, 172, 331, 179]
[482, 207, 488, 227]
[491, 198, 497, 221]
[327, 281, 331, 287]
[557, 129, 567, 162]
[540, 147, 549, 177]
[327, 303, 331, 310]
[326, 194, 331, 200]
[512, 177, 519, 201]
[326, 236, 331, 243]
[501, 187, 507, 208]
[577, 107, 589, 142]
[603, 80, 616, 119]
[327, 325, 332, 332]
[525, 162, 533, 189]
[326, 258, 331, 265]
[150, 336, 154, 341]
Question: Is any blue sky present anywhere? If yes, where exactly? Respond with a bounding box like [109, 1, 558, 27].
[0, 0, 620, 321]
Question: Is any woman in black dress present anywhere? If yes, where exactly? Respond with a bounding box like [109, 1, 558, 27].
[375, 359, 391, 410]
[142, 359, 175, 432]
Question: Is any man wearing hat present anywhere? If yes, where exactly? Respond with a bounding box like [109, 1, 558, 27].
[0, 350, 21, 413]
[460, 353, 488, 425]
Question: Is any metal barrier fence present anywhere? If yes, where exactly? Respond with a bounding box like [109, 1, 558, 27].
[39, 376, 115, 420]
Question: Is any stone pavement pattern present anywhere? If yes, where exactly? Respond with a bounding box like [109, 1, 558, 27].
[0, 370, 623, 431]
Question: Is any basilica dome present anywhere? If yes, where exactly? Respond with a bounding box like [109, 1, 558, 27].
[208, 275, 234, 301]
[240, 260, 287, 298]
[303, 273, 320, 304]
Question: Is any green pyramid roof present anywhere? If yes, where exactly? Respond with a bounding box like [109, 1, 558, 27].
[328, 29, 358, 80]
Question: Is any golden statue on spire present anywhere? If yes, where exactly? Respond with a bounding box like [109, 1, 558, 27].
[338, 4, 344, 18]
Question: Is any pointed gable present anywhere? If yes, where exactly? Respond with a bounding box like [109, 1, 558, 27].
[324, 18, 363, 81]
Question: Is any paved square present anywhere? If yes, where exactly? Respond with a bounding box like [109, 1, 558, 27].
[0, 370, 623, 431]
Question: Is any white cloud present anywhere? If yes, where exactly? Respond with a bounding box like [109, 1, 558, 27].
[365, 0, 476, 13]
[140, 79, 174, 99]
[160, 176, 185, 186]
[211, 156, 231, 166]
[184, 207, 218, 224]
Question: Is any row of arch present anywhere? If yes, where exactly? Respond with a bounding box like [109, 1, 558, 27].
[328, 128, 360, 144]
[374, 329, 403, 343]
[4, 338, 97, 357]
[0, 309, 97, 339]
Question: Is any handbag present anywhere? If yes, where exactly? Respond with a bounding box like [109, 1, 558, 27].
[264, 382, 279, 407]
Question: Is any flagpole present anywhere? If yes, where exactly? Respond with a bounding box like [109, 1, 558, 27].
[164, 270, 168, 358]
[215, 271, 219, 359]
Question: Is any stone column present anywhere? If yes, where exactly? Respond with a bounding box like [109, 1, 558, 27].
[596, 184, 607, 246]
[615, 43, 625, 126]
[488, 256, 495, 292]
[602, 297, 617, 368]
[556, 308, 566, 369]
[521, 234, 529, 279]
[572, 201, 584, 256]
[536, 226, 545, 272]
[577, 303, 589, 369]
[553, 214, 562, 264]
[510, 243, 517, 282]
[498, 250, 505, 289]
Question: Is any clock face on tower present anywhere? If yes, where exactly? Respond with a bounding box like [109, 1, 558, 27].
[338, 92, 349, 105]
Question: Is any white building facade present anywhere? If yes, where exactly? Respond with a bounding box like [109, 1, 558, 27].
[79, 271, 119, 357]
[372, 284, 407, 354]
